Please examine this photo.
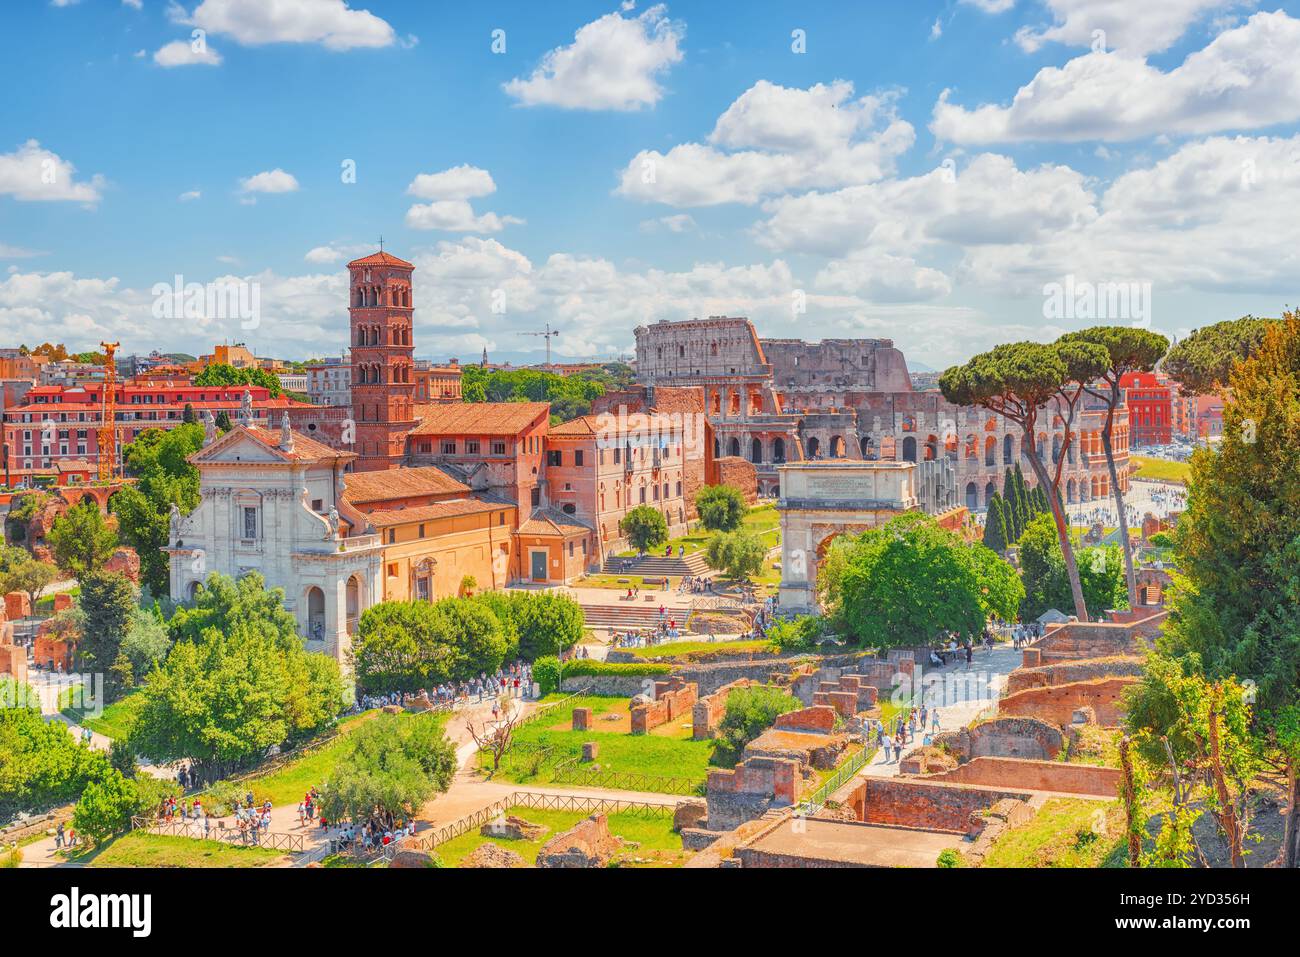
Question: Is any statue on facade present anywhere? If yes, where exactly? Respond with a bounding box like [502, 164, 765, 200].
[326, 506, 340, 539]
[238, 388, 253, 426]
[202, 409, 217, 445]
[168, 502, 182, 543]
[279, 411, 294, 453]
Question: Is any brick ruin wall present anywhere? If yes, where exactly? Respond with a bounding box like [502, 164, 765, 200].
[1032, 614, 1164, 664]
[692, 678, 758, 740]
[934, 716, 1065, 762]
[706, 756, 801, 832]
[847, 777, 1034, 836]
[998, 676, 1137, 727]
[917, 756, 1122, 798]
[709, 456, 758, 503]
[1005, 656, 1145, 694]
[630, 677, 698, 734]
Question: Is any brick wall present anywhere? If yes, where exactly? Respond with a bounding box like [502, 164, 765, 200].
[692, 678, 756, 740]
[919, 757, 1121, 798]
[998, 676, 1137, 727]
[934, 716, 1065, 762]
[1035, 613, 1164, 662]
[0, 642, 26, 683]
[709, 456, 758, 503]
[848, 777, 1034, 835]
[1005, 656, 1144, 694]
[706, 756, 802, 831]
[773, 705, 837, 733]
[630, 677, 698, 734]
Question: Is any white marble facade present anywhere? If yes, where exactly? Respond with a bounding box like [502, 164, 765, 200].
[166, 414, 382, 663]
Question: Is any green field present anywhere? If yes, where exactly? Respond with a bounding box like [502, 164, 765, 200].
[486, 695, 714, 791]
[433, 805, 685, 867]
[60, 689, 144, 742]
[1130, 455, 1192, 484]
[86, 832, 286, 868]
[980, 798, 1128, 868]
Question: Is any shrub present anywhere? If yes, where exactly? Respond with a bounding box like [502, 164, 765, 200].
[72, 768, 138, 846]
[937, 848, 965, 868]
[1, 845, 21, 868]
[711, 686, 800, 766]
[704, 530, 767, 581]
[533, 656, 562, 696]
[695, 485, 746, 532]
[561, 660, 673, 678]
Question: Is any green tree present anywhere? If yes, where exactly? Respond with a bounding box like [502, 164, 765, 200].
[167, 571, 299, 647]
[120, 605, 172, 679]
[511, 592, 584, 660]
[532, 656, 561, 696]
[351, 596, 508, 694]
[76, 572, 138, 698]
[48, 499, 118, 579]
[0, 559, 58, 612]
[941, 339, 1108, 620]
[132, 617, 344, 780]
[819, 512, 1023, 646]
[1059, 326, 1170, 605]
[1017, 514, 1125, 621]
[71, 767, 138, 846]
[0, 701, 110, 818]
[695, 484, 746, 532]
[319, 712, 456, 824]
[983, 494, 1009, 553]
[112, 423, 204, 593]
[712, 686, 801, 766]
[193, 362, 283, 397]
[1162, 316, 1276, 396]
[214, 410, 233, 432]
[619, 505, 668, 554]
[704, 529, 767, 581]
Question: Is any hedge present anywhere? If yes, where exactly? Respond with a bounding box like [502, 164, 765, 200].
[560, 660, 673, 678]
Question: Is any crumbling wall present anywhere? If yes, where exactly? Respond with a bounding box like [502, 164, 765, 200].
[918, 756, 1122, 798]
[692, 678, 757, 740]
[630, 676, 698, 734]
[848, 777, 1034, 836]
[1005, 656, 1144, 694]
[934, 716, 1065, 762]
[706, 756, 801, 831]
[999, 677, 1136, 727]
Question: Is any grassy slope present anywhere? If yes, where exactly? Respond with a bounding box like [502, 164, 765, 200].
[87, 833, 286, 868]
[1130, 455, 1191, 484]
[434, 806, 684, 868]
[61, 690, 144, 742]
[980, 798, 1129, 868]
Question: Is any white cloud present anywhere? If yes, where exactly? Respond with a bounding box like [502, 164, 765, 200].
[406, 165, 496, 201]
[404, 200, 522, 233]
[122, 0, 143, 10]
[304, 242, 372, 264]
[932, 12, 1300, 144]
[0, 244, 44, 259]
[640, 213, 696, 233]
[0, 140, 104, 204]
[962, 0, 1015, 13]
[503, 4, 683, 111]
[1015, 0, 1241, 55]
[178, 189, 201, 201]
[154, 38, 223, 67]
[170, 0, 396, 50]
[616, 80, 915, 206]
[238, 168, 299, 194]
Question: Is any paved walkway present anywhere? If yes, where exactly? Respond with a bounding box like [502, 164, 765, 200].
[860, 641, 1024, 779]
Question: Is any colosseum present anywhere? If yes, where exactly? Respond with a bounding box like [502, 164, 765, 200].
[633, 316, 1130, 508]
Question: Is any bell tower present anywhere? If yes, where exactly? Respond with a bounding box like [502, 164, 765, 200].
[348, 249, 416, 471]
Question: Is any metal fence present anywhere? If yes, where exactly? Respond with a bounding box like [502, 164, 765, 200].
[132, 816, 307, 853]
[422, 790, 676, 851]
[550, 759, 703, 796]
[797, 744, 878, 817]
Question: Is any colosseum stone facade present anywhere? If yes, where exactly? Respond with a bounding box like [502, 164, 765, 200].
[634, 316, 1129, 507]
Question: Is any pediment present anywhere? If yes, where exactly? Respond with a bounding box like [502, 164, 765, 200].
[192, 430, 286, 465]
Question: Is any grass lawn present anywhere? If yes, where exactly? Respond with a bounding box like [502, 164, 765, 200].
[1130, 455, 1192, 484]
[1062, 725, 1121, 768]
[202, 709, 403, 807]
[625, 638, 776, 660]
[85, 832, 287, 868]
[486, 695, 714, 791]
[616, 503, 781, 558]
[433, 805, 685, 867]
[980, 797, 1129, 868]
[61, 688, 144, 742]
[35, 585, 79, 614]
[575, 573, 682, 590]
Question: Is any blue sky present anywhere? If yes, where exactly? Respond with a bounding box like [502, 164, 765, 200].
[2, 0, 1299, 368]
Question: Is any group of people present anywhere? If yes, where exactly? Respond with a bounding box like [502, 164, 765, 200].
[356, 661, 536, 713]
[329, 809, 417, 857]
[866, 706, 944, 763]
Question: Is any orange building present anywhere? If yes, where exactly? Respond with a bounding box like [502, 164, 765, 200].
[414, 360, 464, 402]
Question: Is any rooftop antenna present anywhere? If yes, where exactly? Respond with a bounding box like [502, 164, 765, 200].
[519, 322, 561, 367]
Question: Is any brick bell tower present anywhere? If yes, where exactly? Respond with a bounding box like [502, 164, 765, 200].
[348, 248, 416, 471]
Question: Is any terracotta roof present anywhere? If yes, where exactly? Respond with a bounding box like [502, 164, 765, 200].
[240, 425, 354, 463]
[343, 465, 470, 505]
[408, 401, 549, 437]
[549, 412, 683, 437]
[363, 498, 506, 526]
[517, 507, 592, 537]
[347, 250, 414, 269]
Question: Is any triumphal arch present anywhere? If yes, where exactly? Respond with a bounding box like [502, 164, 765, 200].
[776, 461, 922, 614]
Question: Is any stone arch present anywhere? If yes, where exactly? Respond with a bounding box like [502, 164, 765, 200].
[750, 438, 763, 464]
[965, 481, 979, 510]
[773, 437, 786, 464]
[985, 480, 995, 505]
[345, 574, 363, 634]
[925, 435, 938, 461]
[901, 435, 917, 462]
[1003, 433, 1014, 465]
[306, 586, 325, 642]
[806, 436, 820, 458]
[984, 435, 996, 466]
[728, 437, 741, 457]
[829, 436, 846, 458]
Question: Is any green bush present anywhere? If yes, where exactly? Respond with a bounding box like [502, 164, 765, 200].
[533, 656, 562, 696]
[72, 768, 138, 846]
[695, 485, 746, 532]
[937, 848, 965, 868]
[711, 686, 800, 766]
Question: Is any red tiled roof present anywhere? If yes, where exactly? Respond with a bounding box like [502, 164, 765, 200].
[517, 507, 592, 537]
[343, 466, 469, 505]
[347, 250, 414, 269]
[363, 498, 506, 526]
[408, 401, 549, 437]
[241, 425, 353, 463]
[549, 411, 683, 437]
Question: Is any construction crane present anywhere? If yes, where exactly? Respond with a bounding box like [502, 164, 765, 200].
[519, 322, 560, 367]
[97, 341, 120, 482]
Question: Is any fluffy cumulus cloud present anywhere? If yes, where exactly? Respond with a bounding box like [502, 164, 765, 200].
[238, 168, 299, 194]
[170, 0, 397, 50]
[0, 140, 104, 204]
[616, 80, 915, 206]
[154, 38, 223, 66]
[933, 11, 1300, 144]
[1013, 0, 1241, 55]
[303, 242, 373, 264]
[503, 4, 683, 110]
[404, 165, 520, 233]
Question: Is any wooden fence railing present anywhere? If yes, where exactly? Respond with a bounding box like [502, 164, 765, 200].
[132, 816, 307, 853]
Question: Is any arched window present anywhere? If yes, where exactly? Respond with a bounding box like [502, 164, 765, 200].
[985, 435, 996, 466]
[807, 436, 820, 458]
[902, 436, 917, 462]
[773, 437, 786, 464]
[750, 438, 762, 464]
[965, 482, 979, 510]
[728, 437, 740, 457]
[1003, 433, 1014, 465]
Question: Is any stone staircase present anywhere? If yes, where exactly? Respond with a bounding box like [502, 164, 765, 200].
[601, 551, 710, 578]
[579, 602, 676, 631]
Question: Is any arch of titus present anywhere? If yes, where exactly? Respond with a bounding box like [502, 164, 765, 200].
[776, 461, 923, 614]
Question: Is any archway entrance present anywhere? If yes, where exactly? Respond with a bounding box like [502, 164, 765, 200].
[307, 586, 325, 642]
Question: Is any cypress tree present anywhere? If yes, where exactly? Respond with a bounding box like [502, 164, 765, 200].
[984, 494, 1008, 553]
